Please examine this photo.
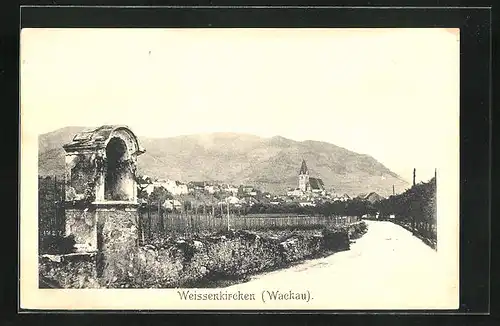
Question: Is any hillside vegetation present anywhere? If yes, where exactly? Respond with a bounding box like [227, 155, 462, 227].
[38, 127, 409, 197]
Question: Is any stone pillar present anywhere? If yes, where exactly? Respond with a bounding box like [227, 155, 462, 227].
[95, 203, 139, 283]
[63, 149, 101, 253]
[62, 125, 145, 284]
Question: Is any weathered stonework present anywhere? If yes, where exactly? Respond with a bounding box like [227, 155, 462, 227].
[61, 125, 145, 273]
[65, 208, 98, 252]
[39, 253, 99, 288]
[95, 205, 139, 283]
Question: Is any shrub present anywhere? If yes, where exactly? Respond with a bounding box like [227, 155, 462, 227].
[321, 228, 350, 251]
[40, 223, 369, 288]
[39, 253, 99, 288]
[39, 234, 76, 254]
[347, 221, 368, 240]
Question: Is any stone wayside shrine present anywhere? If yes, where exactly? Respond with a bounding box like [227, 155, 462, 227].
[60, 125, 145, 283]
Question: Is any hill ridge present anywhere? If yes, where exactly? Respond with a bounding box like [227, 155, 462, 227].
[37, 128, 410, 197]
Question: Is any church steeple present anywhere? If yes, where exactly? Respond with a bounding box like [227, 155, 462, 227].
[298, 159, 310, 192]
[299, 159, 309, 175]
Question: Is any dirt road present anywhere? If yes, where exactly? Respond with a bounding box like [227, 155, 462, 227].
[226, 220, 457, 309]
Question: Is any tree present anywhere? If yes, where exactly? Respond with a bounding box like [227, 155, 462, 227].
[237, 186, 245, 198]
[345, 199, 369, 217]
[137, 187, 149, 200]
[149, 186, 173, 203]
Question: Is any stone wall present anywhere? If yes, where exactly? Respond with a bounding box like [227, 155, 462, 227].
[65, 152, 99, 202]
[39, 253, 99, 288]
[96, 206, 139, 285]
[39, 222, 368, 288]
[65, 208, 98, 252]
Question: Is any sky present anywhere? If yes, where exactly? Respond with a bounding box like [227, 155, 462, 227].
[20, 28, 459, 183]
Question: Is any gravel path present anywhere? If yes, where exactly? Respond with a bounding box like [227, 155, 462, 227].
[226, 220, 458, 310]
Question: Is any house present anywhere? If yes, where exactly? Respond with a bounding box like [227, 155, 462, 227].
[224, 196, 241, 205]
[163, 199, 183, 210]
[163, 180, 188, 195]
[309, 178, 325, 193]
[333, 193, 351, 202]
[340, 193, 351, 201]
[204, 185, 216, 194]
[239, 196, 258, 207]
[287, 188, 303, 197]
[144, 184, 158, 196]
[175, 181, 189, 194]
[188, 181, 206, 192]
[299, 201, 316, 207]
[241, 186, 258, 196]
[223, 184, 239, 196]
[147, 179, 188, 196]
[137, 178, 152, 194]
[137, 175, 153, 186]
[357, 192, 384, 203]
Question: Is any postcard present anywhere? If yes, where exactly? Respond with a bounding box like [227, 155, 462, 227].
[20, 27, 460, 310]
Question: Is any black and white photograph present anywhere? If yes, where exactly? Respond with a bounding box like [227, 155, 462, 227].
[20, 27, 460, 310]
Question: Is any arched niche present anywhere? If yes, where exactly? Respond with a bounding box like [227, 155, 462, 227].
[62, 125, 145, 255]
[63, 125, 145, 204]
[104, 130, 136, 201]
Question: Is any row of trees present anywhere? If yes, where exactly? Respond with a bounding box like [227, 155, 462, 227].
[137, 186, 380, 217]
[375, 177, 437, 237]
[136, 178, 436, 230]
[244, 199, 376, 217]
[137, 180, 379, 217]
[244, 178, 436, 224]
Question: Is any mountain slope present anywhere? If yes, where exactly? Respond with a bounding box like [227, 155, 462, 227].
[38, 128, 410, 197]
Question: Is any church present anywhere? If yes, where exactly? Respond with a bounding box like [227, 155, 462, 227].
[298, 159, 325, 193]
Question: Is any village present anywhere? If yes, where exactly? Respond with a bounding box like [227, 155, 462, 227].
[137, 159, 385, 213]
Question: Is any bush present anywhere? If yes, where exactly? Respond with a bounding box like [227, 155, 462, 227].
[115, 226, 361, 288]
[39, 253, 99, 288]
[347, 222, 368, 240]
[321, 228, 349, 251]
[41, 222, 370, 289]
[39, 235, 76, 254]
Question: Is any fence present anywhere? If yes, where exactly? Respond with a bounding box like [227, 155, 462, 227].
[390, 218, 437, 249]
[386, 215, 437, 242]
[38, 175, 66, 254]
[38, 175, 66, 237]
[137, 203, 358, 241]
[38, 175, 359, 246]
[375, 177, 437, 248]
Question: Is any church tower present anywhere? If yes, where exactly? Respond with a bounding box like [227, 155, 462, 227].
[298, 159, 310, 192]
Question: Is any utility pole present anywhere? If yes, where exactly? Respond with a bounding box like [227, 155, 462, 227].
[392, 185, 395, 196]
[227, 201, 230, 231]
[147, 198, 151, 240]
[158, 200, 163, 233]
[434, 168, 438, 224]
[413, 168, 416, 187]
[53, 175, 58, 233]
